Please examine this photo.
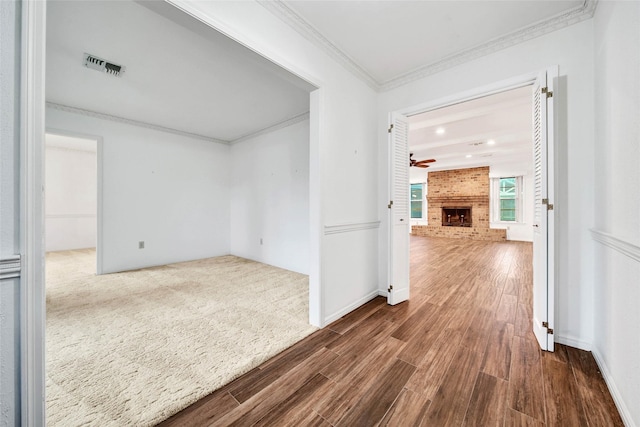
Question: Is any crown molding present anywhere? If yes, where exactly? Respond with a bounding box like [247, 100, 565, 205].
[380, 0, 599, 91]
[46, 102, 230, 145]
[46, 102, 310, 147]
[230, 111, 310, 145]
[257, 0, 379, 90]
[45, 144, 97, 154]
[261, 0, 598, 92]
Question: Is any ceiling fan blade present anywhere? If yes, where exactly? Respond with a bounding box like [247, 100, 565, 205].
[416, 164, 429, 168]
[415, 159, 436, 164]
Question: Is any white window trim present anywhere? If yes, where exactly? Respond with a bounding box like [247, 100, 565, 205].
[490, 176, 525, 224]
[410, 181, 427, 224]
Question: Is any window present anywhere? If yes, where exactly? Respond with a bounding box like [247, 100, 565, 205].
[499, 177, 517, 221]
[491, 176, 523, 222]
[410, 183, 424, 219]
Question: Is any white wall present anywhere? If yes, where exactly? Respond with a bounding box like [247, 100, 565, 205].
[172, 0, 380, 325]
[230, 119, 310, 274]
[378, 20, 596, 349]
[0, 0, 21, 424]
[45, 138, 97, 252]
[592, 2, 640, 426]
[46, 107, 231, 274]
[490, 163, 534, 242]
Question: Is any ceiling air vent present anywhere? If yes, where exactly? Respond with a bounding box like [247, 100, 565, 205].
[83, 53, 125, 77]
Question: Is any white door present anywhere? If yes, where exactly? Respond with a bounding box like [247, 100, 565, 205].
[532, 69, 556, 351]
[388, 113, 410, 305]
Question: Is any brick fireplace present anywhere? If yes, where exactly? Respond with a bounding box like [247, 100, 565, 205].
[442, 206, 472, 226]
[412, 166, 506, 241]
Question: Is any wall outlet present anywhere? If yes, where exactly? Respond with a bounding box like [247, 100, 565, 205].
[260, 238, 263, 245]
[139, 241, 145, 249]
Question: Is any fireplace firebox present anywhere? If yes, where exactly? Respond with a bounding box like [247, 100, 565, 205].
[442, 207, 472, 227]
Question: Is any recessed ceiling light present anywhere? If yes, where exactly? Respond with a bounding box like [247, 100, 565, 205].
[435, 127, 445, 135]
[465, 154, 472, 158]
[487, 139, 496, 145]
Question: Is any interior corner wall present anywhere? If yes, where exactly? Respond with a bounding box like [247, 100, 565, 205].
[46, 107, 231, 273]
[45, 141, 97, 252]
[229, 119, 310, 274]
[174, 0, 380, 326]
[592, 1, 640, 426]
[377, 19, 596, 349]
[0, 0, 21, 424]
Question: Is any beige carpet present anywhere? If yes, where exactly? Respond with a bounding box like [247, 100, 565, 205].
[46, 249, 317, 426]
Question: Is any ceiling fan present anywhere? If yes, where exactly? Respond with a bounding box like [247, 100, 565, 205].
[410, 153, 436, 168]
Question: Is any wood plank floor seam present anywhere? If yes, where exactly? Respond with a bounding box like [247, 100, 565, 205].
[160, 236, 624, 427]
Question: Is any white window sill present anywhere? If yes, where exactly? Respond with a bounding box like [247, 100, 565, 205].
[491, 221, 524, 228]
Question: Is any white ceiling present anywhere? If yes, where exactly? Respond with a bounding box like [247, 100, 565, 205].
[408, 85, 533, 175]
[46, 0, 593, 148]
[46, 1, 315, 143]
[276, 0, 591, 89]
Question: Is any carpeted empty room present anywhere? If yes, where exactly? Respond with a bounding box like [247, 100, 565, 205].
[45, 249, 316, 426]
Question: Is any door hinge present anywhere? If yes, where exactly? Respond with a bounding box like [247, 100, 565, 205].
[388, 200, 393, 209]
[542, 87, 553, 98]
[388, 284, 393, 293]
[542, 321, 554, 335]
[388, 124, 394, 133]
[542, 198, 554, 211]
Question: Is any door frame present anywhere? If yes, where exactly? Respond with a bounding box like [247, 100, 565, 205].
[387, 113, 411, 305]
[393, 72, 541, 118]
[387, 68, 557, 342]
[20, 1, 325, 424]
[20, 0, 47, 424]
[44, 129, 104, 274]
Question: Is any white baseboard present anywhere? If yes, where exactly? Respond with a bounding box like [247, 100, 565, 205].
[323, 290, 381, 326]
[592, 346, 637, 427]
[555, 334, 591, 351]
[378, 289, 388, 298]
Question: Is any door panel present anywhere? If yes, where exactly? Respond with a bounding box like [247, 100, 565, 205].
[532, 69, 556, 351]
[388, 114, 410, 305]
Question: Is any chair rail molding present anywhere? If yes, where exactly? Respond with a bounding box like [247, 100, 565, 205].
[46, 213, 96, 219]
[324, 220, 381, 235]
[0, 256, 22, 280]
[590, 229, 640, 263]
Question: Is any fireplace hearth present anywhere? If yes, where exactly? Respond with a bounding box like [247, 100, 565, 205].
[442, 207, 472, 227]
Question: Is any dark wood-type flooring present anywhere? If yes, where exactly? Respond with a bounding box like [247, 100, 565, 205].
[159, 236, 623, 426]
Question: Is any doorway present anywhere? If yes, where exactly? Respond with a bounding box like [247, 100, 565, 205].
[20, 0, 325, 423]
[388, 69, 556, 351]
[44, 132, 100, 274]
